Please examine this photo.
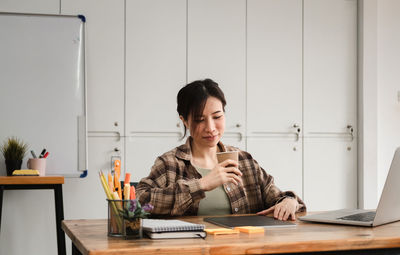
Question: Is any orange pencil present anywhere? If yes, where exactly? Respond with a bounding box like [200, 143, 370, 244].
[130, 185, 136, 200]
[124, 173, 131, 186]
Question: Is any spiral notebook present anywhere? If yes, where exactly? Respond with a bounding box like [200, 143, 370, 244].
[142, 219, 206, 239]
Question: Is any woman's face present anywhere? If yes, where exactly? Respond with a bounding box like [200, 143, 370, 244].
[183, 96, 225, 149]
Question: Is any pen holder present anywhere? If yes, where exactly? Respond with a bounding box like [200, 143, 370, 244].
[107, 199, 143, 239]
[27, 158, 46, 176]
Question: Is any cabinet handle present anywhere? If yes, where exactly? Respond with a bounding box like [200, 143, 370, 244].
[114, 147, 120, 152]
[251, 123, 301, 142]
[347, 125, 354, 141]
[236, 123, 241, 128]
[88, 131, 121, 142]
[308, 125, 355, 141]
[130, 131, 183, 138]
[293, 124, 301, 142]
[224, 131, 243, 142]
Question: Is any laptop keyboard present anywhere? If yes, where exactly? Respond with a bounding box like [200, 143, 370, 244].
[338, 211, 376, 222]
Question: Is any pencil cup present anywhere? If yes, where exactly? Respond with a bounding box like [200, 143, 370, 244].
[216, 151, 238, 164]
[107, 199, 143, 239]
[27, 158, 46, 176]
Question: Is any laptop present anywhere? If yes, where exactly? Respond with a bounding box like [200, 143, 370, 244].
[299, 147, 400, 227]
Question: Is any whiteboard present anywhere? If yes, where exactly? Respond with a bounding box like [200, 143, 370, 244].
[0, 13, 87, 177]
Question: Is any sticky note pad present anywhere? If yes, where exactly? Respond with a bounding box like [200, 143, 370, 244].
[12, 169, 39, 176]
[205, 228, 240, 235]
[234, 226, 265, 234]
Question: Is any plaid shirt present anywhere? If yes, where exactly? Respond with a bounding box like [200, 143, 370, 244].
[137, 137, 306, 216]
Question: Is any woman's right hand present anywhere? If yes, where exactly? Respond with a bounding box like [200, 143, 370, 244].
[199, 159, 243, 191]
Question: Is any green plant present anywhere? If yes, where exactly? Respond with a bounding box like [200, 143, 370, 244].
[119, 200, 153, 221]
[1, 137, 28, 161]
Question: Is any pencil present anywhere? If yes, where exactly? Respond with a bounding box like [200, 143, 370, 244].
[99, 171, 122, 230]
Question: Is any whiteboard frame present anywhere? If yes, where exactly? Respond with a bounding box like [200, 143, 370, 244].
[0, 12, 88, 177]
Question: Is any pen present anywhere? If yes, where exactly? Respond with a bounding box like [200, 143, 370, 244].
[43, 152, 49, 158]
[31, 150, 37, 158]
[39, 148, 46, 158]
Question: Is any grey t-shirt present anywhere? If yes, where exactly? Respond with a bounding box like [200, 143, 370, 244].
[195, 166, 231, 215]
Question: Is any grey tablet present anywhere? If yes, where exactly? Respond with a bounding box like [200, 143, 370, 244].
[204, 215, 296, 228]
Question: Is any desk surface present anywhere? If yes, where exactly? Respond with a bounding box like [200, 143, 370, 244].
[0, 176, 64, 185]
[62, 214, 400, 255]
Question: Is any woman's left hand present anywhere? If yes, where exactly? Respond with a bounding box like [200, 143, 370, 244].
[256, 197, 298, 221]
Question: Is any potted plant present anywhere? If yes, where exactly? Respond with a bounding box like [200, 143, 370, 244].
[1, 137, 28, 176]
[118, 199, 153, 239]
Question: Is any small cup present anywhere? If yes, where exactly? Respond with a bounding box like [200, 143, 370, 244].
[216, 151, 239, 164]
[27, 158, 46, 176]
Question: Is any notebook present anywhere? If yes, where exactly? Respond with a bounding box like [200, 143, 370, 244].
[145, 230, 206, 239]
[142, 219, 206, 239]
[204, 215, 296, 228]
[299, 147, 400, 227]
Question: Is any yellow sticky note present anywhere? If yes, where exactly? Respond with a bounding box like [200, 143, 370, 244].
[234, 226, 265, 234]
[205, 228, 240, 235]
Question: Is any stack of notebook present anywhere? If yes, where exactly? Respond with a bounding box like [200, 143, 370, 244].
[142, 219, 206, 239]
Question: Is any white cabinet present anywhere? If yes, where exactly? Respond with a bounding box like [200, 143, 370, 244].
[62, 0, 125, 134]
[64, 137, 124, 219]
[247, 0, 302, 134]
[247, 137, 303, 197]
[0, 0, 59, 13]
[126, 136, 183, 182]
[304, 138, 357, 211]
[303, 0, 357, 134]
[188, 0, 246, 149]
[247, 0, 357, 208]
[303, 0, 358, 210]
[125, 0, 186, 134]
[125, 0, 187, 180]
[246, 0, 303, 197]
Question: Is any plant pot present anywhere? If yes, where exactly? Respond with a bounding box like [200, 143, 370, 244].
[5, 159, 22, 176]
[124, 218, 142, 239]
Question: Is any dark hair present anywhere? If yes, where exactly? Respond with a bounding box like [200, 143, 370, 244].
[177, 78, 226, 138]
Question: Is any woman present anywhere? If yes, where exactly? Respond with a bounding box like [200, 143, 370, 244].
[136, 79, 305, 220]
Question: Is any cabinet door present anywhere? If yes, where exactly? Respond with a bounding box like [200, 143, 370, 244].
[125, 136, 183, 182]
[304, 138, 357, 211]
[0, 0, 59, 13]
[247, 137, 303, 198]
[304, 0, 357, 134]
[221, 133, 245, 151]
[64, 136, 125, 219]
[247, 0, 302, 134]
[125, 0, 186, 134]
[246, 0, 303, 198]
[62, 0, 125, 134]
[188, 0, 246, 149]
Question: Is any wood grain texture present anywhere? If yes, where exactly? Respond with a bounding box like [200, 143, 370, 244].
[0, 176, 64, 184]
[62, 213, 400, 255]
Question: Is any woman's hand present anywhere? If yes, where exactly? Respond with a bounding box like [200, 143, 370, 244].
[256, 197, 299, 221]
[199, 159, 243, 191]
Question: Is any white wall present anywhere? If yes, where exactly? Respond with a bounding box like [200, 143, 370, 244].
[359, 0, 400, 209]
[358, 0, 378, 209]
[377, 0, 400, 195]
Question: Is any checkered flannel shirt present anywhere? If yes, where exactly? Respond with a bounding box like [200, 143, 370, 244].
[136, 137, 306, 216]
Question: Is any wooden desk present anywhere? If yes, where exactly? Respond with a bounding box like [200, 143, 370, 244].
[0, 176, 66, 255]
[62, 214, 400, 255]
